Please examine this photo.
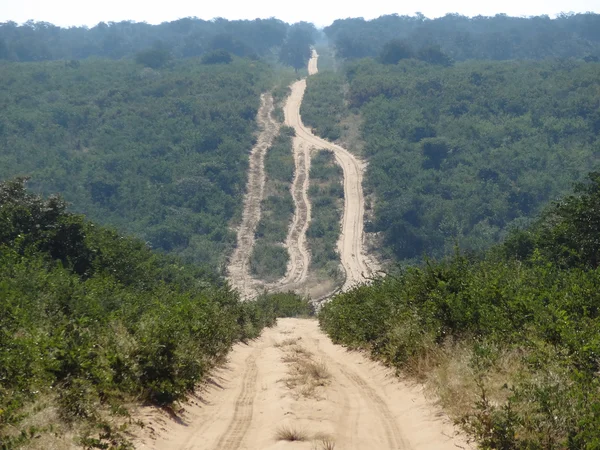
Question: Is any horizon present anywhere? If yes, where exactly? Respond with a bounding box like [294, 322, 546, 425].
[2, 0, 600, 29]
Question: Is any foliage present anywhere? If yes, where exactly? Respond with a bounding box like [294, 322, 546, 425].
[279, 22, 317, 71]
[325, 13, 600, 61]
[300, 72, 346, 141]
[201, 49, 233, 65]
[0, 18, 292, 62]
[304, 57, 600, 262]
[0, 179, 299, 447]
[307, 150, 343, 279]
[0, 56, 274, 270]
[319, 172, 600, 448]
[250, 127, 295, 282]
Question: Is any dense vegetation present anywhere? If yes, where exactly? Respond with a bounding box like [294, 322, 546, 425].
[303, 57, 600, 262]
[250, 126, 295, 281]
[324, 13, 600, 62]
[0, 179, 312, 448]
[0, 56, 275, 269]
[0, 18, 316, 64]
[300, 72, 346, 141]
[307, 150, 343, 280]
[320, 171, 600, 448]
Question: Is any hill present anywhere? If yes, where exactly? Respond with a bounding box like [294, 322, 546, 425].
[302, 57, 600, 262]
[0, 56, 273, 268]
[324, 13, 600, 61]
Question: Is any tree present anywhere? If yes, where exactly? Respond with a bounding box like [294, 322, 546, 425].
[379, 40, 413, 64]
[201, 49, 232, 64]
[279, 23, 316, 71]
[135, 44, 172, 69]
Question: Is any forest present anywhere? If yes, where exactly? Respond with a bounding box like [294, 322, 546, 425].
[0, 56, 276, 269]
[319, 171, 600, 448]
[303, 57, 600, 262]
[0, 18, 317, 64]
[324, 13, 600, 61]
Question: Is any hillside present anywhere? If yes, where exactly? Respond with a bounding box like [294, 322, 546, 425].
[302, 57, 600, 262]
[0, 19, 315, 62]
[0, 56, 273, 268]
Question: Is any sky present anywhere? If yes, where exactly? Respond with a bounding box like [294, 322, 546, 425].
[1, 0, 599, 28]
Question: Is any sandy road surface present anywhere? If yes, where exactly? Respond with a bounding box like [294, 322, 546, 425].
[135, 318, 472, 450]
[286, 51, 375, 292]
[227, 94, 279, 298]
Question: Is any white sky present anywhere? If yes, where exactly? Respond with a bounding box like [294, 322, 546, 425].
[1, 0, 599, 28]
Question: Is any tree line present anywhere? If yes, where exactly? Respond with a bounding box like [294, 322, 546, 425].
[325, 13, 600, 62]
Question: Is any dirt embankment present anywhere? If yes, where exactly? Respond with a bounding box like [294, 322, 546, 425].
[134, 318, 473, 450]
[227, 94, 279, 299]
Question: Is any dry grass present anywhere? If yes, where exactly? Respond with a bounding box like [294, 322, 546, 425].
[312, 433, 336, 450]
[279, 344, 331, 399]
[422, 340, 526, 421]
[274, 424, 309, 441]
[274, 337, 301, 348]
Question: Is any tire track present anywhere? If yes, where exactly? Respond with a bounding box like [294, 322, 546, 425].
[212, 349, 260, 450]
[309, 333, 410, 450]
[278, 140, 311, 287]
[227, 94, 279, 299]
[338, 367, 411, 449]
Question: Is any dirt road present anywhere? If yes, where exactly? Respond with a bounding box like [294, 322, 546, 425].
[228, 50, 374, 297]
[227, 94, 279, 298]
[286, 50, 375, 292]
[135, 318, 472, 450]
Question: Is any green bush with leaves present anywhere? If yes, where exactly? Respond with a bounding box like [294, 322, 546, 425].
[319, 172, 600, 448]
[250, 126, 295, 282]
[0, 179, 304, 448]
[307, 150, 343, 279]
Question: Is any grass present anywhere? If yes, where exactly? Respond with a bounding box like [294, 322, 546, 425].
[274, 424, 309, 442]
[274, 337, 302, 347]
[312, 433, 336, 450]
[280, 344, 331, 399]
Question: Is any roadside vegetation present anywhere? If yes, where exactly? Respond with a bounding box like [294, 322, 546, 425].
[319, 172, 600, 448]
[0, 179, 312, 449]
[250, 126, 295, 282]
[307, 150, 344, 282]
[300, 72, 347, 141]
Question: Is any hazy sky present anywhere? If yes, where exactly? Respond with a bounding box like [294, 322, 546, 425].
[2, 0, 599, 28]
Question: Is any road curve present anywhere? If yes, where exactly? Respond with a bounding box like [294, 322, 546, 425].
[286, 50, 374, 291]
